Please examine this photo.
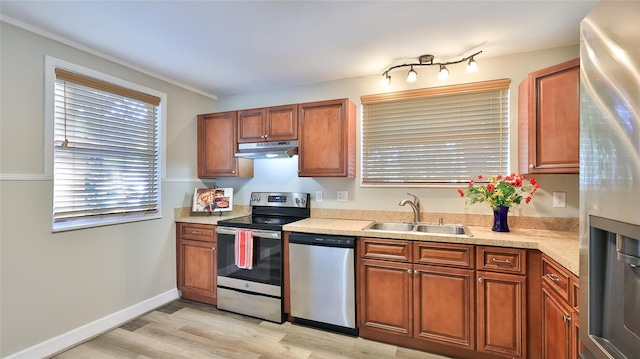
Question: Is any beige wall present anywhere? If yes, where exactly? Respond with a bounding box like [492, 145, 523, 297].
[214, 46, 580, 219]
[0, 22, 217, 356]
[0, 18, 580, 357]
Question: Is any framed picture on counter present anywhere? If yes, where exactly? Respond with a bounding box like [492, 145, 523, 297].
[192, 187, 233, 213]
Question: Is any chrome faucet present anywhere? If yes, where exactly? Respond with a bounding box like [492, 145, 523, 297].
[399, 192, 421, 223]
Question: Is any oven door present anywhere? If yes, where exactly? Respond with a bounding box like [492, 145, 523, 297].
[215, 226, 284, 322]
[216, 226, 282, 289]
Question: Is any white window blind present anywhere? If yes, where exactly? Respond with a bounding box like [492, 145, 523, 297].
[361, 79, 511, 185]
[53, 68, 161, 228]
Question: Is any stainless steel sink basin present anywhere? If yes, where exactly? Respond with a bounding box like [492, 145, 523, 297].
[362, 221, 472, 237]
[415, 224, 468, 235]
[366, 222, 415, 231]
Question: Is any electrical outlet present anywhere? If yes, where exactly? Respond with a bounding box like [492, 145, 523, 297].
[553, 192, 566, 208]
[315, 191, 323, 202]
[337, 191, 348, 202]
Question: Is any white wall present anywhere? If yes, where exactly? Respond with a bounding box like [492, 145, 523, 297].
[214, 46, 581, 219]
[0, 22, 217, 357]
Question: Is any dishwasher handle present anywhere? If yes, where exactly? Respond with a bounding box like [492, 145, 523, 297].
[289, 232, 355, 248]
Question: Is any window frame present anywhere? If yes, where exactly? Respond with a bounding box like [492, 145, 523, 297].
[45, 56, 166, 232]
[360, 79, 511, 187]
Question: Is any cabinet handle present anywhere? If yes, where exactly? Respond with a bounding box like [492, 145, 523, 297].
[264, 134, 268, 139]
[212, 247, 216, 251]
[414, 269, 418, 274]
[191, 231, 202, 235]
[529, 164, 534, 169]
[546, 273, 560, 282]
[478, 277, 484, 282]
[407, 269, 412, 274]
[232, 170, 236, 174]
[491, 257, 511, 264]
[563, 315, 572, 322]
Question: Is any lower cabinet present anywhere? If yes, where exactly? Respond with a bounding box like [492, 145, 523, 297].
[541, 254, 581, 359]
[476, 270, 527, 357]
[359, 259, 413, 336]
[476, 246, 527, 358]
[176, 222, 217, 305]
[415, 264, 475, 349]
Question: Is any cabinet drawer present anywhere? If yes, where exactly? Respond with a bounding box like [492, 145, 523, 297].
[477, 246, 526, 274]
[542, 254, 571, 302]
[178, 223, 216, 242]
[414, 242, 474, 268]
[359, 238, 412, 262]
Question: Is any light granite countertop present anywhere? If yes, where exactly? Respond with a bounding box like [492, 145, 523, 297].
[283, 218, 580, 276]
[175, 209, 579, 276]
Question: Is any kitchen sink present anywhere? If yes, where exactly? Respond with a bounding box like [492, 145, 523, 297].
[366, 222, 415, 231]
[414, 224, 468, 235]
[362, 221, 473, 237]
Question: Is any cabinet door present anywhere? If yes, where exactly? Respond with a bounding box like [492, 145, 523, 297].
[237, 108, 267, 143]
[542, 284, 572, 359]
[177, 239, 217, 305]
[414, 264, 475, 349]
[518, 58, 580, 174]
[198, 112, 253, 178]
[358, 259, 413, 337]
[477, 271, 526, 357]
[266, 104, 298, 141]
[298, 98, 355, 177]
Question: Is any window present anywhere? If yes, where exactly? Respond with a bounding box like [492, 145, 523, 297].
[361, 79, 510, 185]
[51, 62, 163, 231]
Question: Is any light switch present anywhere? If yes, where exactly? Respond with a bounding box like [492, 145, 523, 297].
[315, 191, 323, 202]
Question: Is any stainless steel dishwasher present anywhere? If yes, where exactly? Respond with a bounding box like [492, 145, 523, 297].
[288, 232, 357, 336]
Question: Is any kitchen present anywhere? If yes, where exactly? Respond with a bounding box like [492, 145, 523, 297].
[1, 1, 638, 359]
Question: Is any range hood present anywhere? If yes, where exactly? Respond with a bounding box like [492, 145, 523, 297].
[235, 140, 298, 159]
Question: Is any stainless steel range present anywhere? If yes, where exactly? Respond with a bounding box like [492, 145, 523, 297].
[215, 192, 310, 323]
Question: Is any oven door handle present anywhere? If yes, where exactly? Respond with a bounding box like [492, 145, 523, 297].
[216, 226, 281, 240]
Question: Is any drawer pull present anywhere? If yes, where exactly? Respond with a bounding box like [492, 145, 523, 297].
[191, 230, 202, 235]
[407, 269, 412, 274]
[212, 247, 216, 251]
[492, 257, 512, 264]
[414, 269, 418, 274]
[546, 273, 560, 282]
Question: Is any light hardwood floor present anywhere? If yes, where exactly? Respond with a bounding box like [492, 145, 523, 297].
[52, 299, 451, 359]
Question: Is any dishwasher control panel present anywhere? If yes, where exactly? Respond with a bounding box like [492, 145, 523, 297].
[289, 233, 355, 248]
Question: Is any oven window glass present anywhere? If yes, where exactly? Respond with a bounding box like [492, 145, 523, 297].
[217, 234, 281, 286]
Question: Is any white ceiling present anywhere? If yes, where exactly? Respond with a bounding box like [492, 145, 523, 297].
[0, 1, 598, 98]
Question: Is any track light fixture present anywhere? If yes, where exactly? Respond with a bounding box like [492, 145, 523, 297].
[380, 50, 482, 86]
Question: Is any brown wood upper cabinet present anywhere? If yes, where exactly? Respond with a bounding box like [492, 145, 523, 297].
[237, 104, 298, 143]
[518, 58, 580, 174]
[298, 98, 356, 177]
[197, 111, 253, 178]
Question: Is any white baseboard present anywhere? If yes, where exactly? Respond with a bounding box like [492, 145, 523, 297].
[5, 289, 180, 359]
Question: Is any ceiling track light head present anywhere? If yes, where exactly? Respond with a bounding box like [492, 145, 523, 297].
[380, 50, 482, 86]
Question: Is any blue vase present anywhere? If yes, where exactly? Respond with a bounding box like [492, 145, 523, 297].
[492, 205, 510, 232]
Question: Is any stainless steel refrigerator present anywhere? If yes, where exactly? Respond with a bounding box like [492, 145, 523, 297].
[579, 1, 640, 358]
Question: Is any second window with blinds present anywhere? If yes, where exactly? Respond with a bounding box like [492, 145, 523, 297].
[361, 79, 511, 185]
